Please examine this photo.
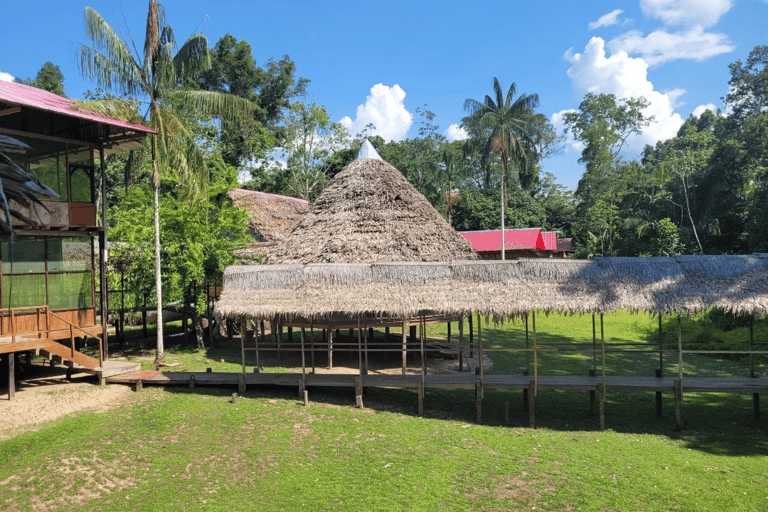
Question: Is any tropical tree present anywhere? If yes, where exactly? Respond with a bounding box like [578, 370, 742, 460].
[76, 0, 254, 363]
[463, 78, 540, 258]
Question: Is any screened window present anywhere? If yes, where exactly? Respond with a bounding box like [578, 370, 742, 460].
[1, 236, 93, 310]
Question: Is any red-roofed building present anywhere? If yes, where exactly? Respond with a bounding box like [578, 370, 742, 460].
[459, 228, 569, 259]
[0, 80, 153, 382]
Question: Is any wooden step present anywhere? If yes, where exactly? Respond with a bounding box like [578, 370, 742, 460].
[39, 341, 100, 370]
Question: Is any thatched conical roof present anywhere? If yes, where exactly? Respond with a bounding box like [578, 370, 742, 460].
[266, 155, 478, 264]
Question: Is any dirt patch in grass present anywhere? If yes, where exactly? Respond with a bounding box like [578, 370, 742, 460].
[0, 364, 133, 441]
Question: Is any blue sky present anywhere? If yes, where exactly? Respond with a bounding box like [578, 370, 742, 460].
[1, 0, 767, 189]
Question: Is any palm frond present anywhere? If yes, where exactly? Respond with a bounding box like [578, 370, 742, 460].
[81, 7, 143, 96]
[173, 33, 211, 83]
[170, 90, 256, 125]
[69, 98, 145, 125]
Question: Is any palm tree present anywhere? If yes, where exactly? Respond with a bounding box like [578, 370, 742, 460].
[463, 78, 539, 259]
[76, 1, 254, 363]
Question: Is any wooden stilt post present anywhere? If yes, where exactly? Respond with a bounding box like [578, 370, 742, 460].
[532, 311, 538, 399]
[469, 314, 474, 359]
[417, 381, 424, 416]
[300, 326, 307, 402]
[523, 312, 530, 412]
[589, 313, 597, 415]
[253, 320, 260, 373]
[750, 316, 759, 421]
[657, 313, 664, 418]
[601, 313, 606, 426]
[528, 379, 536, 429]
[477, 315, 484, 423]
[7, 353, 15, 400]
[355, 376, 363, 408]
[676, 314, 683, 428]
[402, 321, 407, 375]
[447, 321, 452, 353]
[458, 317, 464, 372]
[420, 316, 426, 376]
[310, 323, 315, 374]
[274, 320, 280, 360]
[328, 325, 334, 370]
[364, 321, 369, 375]
[240, 317, 246, 375]
[357, 318, 363, 375]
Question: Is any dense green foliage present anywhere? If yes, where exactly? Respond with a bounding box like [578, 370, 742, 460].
[15, 61, 66, 96]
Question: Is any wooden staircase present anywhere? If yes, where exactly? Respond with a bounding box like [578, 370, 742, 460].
[38, 340, 101, 370]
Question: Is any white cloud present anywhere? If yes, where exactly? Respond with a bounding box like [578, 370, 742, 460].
[589, 9, 624, 30]
[608, 26, 733, 65]
[445, 123, 468, 142]
[550, 109, 584, 155]
[566, 37, 684, 149]
[640, 0, 734, 28]
[0, 71, 14, 82]
[339, 84, 413, 142]
[692, 103, 717, 117]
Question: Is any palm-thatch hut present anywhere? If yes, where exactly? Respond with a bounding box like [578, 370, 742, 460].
[228, 189, 309, 262]
[220, 140, 479, 372]
[216, 142, 768, 427]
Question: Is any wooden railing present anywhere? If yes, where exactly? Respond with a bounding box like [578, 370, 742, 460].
[3, 305, 103, 367]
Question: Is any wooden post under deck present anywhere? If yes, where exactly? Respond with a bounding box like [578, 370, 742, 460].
[7, 353, 15, 400]
[401, 321, 407, 375]
[458, 317, 464, 372]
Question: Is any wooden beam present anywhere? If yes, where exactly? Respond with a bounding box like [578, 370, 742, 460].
[0, 106, 21, 117]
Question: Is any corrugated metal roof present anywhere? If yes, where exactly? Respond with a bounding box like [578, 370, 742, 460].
[459, 228, 545, 252]
[0, 80, 154, 134]
[541, 231, 557, 251]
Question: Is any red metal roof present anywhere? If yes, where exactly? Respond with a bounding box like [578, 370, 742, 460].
[459, 228, 545, 252]
[541, 231, 558, 251]
[0, 80, 154, 134]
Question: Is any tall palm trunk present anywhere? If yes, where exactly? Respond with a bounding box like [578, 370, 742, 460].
[152, 136, 164, 363]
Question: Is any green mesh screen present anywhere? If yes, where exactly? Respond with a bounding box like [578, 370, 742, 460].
[48, 272, 93, 309]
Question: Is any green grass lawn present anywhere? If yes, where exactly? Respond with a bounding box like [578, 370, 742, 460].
[2, 312, 767, 511]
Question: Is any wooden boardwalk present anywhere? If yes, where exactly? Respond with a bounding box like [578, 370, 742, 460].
[106, 370, 767, 428]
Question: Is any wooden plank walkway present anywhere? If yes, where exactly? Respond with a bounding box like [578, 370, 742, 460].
[106, 370, 767, 394]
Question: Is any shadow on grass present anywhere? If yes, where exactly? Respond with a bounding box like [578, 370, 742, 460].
[112, 318, 768, 456]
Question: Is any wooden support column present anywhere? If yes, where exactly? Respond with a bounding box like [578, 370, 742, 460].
[676, 314, 683, 429]
[469, 314, 474, 359]
[253, 320, 260, 372]
[600, 313, 606, 425]
[300, 326, 307, 400]
[310, 323, 315, 374]
[288, 326, 293, 345]
[328, 325, 334, 369]
[402, 321, 407, 375]
[458, 317, 464, 372]
[656, 313, 664, 418]
[7, 353, 15, 400]
[528, 379, 536, 428]
[417, 381, 425, 416]
[364, 321, 369, 375]
[357, 318, 363, 376]
[477, 315, 484, 423]
[532, 311, 538, 399]
[240, 317, 246, 374]
[420, 316, 426, 376]
[523, 312, 530, 411]
[750, 316, 759, 421]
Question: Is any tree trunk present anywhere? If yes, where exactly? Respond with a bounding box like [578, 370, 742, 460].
[194, 312, 205, 349]
[152, 141, 164, 364]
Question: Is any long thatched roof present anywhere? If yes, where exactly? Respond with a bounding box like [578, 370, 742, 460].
[216, 255, 768, 322]
[265, 156, 478, 264]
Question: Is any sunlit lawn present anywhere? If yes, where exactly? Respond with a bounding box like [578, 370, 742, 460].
[2, 312, 767, 511]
